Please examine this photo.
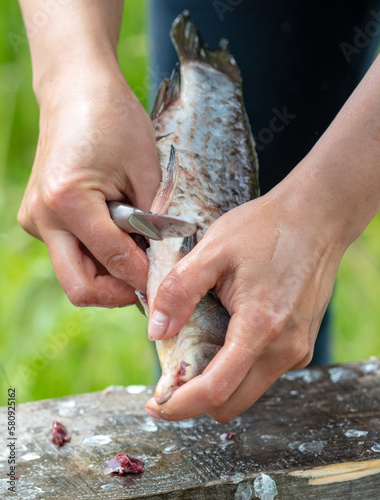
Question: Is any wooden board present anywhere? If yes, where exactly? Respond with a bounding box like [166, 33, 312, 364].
[0, 359, 379, 499]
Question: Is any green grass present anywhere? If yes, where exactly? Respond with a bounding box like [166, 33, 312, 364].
[332, 213, 380, 362]
[0, 1, 156, 407]
[0, 2, 379, 407]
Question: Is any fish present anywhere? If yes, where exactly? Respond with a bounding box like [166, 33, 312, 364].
[141, 11, 259, 404]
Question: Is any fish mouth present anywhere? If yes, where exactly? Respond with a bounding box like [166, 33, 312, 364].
[154, 360, 191, 404]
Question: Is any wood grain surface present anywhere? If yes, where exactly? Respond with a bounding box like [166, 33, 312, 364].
[0, 359, 379, 499]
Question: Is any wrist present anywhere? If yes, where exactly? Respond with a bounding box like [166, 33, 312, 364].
[35, 55, 133, 113]
[33, 45, 123, 103]
[277, 55, 380, 253]
[19, 0, 124, 101]
[269, 155, 350, 257]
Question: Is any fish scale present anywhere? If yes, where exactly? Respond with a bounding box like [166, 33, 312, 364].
[140, 11, 259, 405]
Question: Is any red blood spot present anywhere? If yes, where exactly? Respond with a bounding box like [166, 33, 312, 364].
[173, 361, 190, 388]
[51, 420, 70, 447]
[105, 453, 144, 475]
[221, 432, 237, 440]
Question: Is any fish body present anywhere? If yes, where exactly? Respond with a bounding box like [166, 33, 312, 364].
[145, 11, 259, 404]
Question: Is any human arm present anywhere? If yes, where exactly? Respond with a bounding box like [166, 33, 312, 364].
[17, 0, 161, 307]
[145, 54, 380, 422]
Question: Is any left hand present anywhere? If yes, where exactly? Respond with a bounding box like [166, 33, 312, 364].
[144, 180, 346, 422]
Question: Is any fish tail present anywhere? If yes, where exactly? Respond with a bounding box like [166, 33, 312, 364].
[171, 10, 242, 83]
[150, 145, 179, 214]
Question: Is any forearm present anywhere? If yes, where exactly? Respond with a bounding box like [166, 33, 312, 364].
[280, 55, 380, 250]
[18, 0, 124, 100]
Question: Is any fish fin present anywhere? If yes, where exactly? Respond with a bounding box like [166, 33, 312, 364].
[135, 301, 146, 317]
[155, 132, 173, 142]
[129, 233, 149, 253]
[180, 233, 197, 257]
[151, 64, 180, 121]
[170, 11, 241, 83]
[135, 291, 149, 316]
[150, 145, 179, 214]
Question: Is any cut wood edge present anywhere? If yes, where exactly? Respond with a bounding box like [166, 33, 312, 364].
[289, 459, 380, 485]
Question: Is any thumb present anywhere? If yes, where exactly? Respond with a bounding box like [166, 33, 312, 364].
[148, 243, 223, 341]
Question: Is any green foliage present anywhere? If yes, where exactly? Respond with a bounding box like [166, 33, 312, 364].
[332, 213, 380, 362]
[0, 2, 379, 407]
[0, 1, 156, 406]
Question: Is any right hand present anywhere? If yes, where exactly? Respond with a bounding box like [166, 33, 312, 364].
[145, 186, 345, 422]
[18, 70, 161, 307]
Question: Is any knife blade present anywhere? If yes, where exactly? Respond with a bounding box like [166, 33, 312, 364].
[108, 202, 197, 241]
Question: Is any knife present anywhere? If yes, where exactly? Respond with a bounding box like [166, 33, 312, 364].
[108, 202, 197, 241]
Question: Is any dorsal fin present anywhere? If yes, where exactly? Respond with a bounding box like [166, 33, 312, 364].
[170, 11, 241, 83]
[151, 64, 180, 121]
[180, 233, 198, 257]
[150, 145, 179, 214]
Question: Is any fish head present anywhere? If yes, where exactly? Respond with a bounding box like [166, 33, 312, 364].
[154, 296, 229, 404]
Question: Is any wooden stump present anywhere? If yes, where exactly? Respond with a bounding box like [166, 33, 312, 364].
[1, 359, 379, 499]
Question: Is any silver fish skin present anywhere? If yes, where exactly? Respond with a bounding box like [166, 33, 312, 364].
[145, 11, 259, 404]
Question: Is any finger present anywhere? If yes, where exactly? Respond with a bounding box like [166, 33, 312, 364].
[51, 192, 149, 292]
[17, 206, 42, 241]
[44, 230, 138, 307]
[147, 241, 224, 341]
[207, 326, 315, 422]
[145, 312, 266, 420]
[207, 356, 288, 423]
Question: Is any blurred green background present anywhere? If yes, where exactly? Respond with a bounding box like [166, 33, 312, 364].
[0, 2, 379, 407]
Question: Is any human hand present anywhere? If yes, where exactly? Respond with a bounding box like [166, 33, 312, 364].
[18, 71, 161, 307]
[145, 179, 347, 422]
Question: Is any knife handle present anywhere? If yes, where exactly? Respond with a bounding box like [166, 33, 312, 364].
[107, 201, 141, 234]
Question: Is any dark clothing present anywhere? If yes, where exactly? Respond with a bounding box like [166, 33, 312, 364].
[149, 0, 380, 192]
[148, 0, 380, 364]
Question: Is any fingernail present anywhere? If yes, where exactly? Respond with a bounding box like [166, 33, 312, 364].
[148, 310, 169, 340]
[145, 407, 161, 419]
